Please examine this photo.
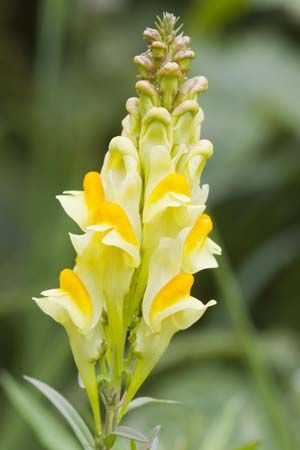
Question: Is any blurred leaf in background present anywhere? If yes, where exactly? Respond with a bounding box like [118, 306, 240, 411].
[0, 0, 299, 449]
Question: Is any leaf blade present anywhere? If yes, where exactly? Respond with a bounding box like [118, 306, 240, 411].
[125, 396, 181, 415]
[24, 375, 95, 449]
[113, 426, 149, 443]
[1, 373, 81, 450]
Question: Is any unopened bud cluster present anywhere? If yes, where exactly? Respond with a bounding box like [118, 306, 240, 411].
[134, 12, 204, 112]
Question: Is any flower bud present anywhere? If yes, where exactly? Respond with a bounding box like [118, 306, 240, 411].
[121, 97, 141, 145]
[174, 35, 191, 52]
[134, 54, 154, 78]
[175, 76, 208, 107]
[126, 97, 140, 116]
[173, 49, 195, 72]
[157, 62, 181, 111]
[135, 80, 159, 117]
[143, 27, 161, 43]
[150, 41, 167, 59]
[172, 100, 199, 157]
[139, 107, 173, 164]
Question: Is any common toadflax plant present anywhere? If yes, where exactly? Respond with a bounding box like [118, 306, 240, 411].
[31, 13, 221, 450]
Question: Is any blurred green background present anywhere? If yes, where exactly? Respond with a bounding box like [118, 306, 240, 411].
[0, 0, 300, 449]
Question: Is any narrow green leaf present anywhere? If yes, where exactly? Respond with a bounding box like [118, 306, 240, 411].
[233, 441, 260, 450]
[24, 375, 95, 449]
[125, 396, 181, 415]
[130, 440, 138, 450]
[113, 426, 149, 443]
[103, 434, 116, 448]
[0, 373, 81, 450]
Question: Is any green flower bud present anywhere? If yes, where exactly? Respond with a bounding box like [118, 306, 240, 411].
[150, 41, 167, 59]
[140, 107, 172, 151]
[173, 49, 195, 72]
[133, 54, 154, 79]
[172, 100, 199, 158]
[175, 76, 208, 106]
[135, 80, 160, 117]
[121, 97, 141, 146]
[157, 62, 181, 110]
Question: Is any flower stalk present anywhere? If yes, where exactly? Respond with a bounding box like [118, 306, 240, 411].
[33, 12, 221, 447]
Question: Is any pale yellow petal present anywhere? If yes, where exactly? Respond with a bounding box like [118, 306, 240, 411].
[143, 173, 191, 223]
[89, 201, 138, 246]
[171, 298, 216, 330]
[101, 136, 141, 240]
[56, 192, 88, 230]
[142, 237, 182, 326]
[35, 269, 94, 333]
[101, 229, 140, 267]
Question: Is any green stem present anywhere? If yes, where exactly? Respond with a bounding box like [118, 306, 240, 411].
[104, 406, 115, 436]
[106, 299, 124, 382]
[102, 399, 119, 450]
[213, 228, 296, 450]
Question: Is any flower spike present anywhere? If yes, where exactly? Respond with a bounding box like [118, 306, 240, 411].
[33, 12, 221, 444]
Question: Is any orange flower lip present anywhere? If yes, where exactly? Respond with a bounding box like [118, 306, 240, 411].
[59, 268, 93, 321]
[184, 213, 213, 254]
[150, 272, 194, 324]
[92, 202, 138, 246]
[83, 171, 105, 215]
[83, 171, 138, 246]
[148, 173, 190, 204]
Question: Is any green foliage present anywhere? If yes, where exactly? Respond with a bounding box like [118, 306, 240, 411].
[24, 376, 95, 449]
[0, 373, 81, 450]
[1, 0, 300, 449]
[113, 426, 149, 443]
[125, 397, 180, 415]
[130, 441, 138, 450]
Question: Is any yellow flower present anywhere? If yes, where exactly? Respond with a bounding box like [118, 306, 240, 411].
[35, 136, 142, 431]
[34, 268, 103, 434]
[182, 213, 222, 273]
[120, 234, 217, 414]
[143, 238, 216, 334]
[57, 137, 141, 266]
